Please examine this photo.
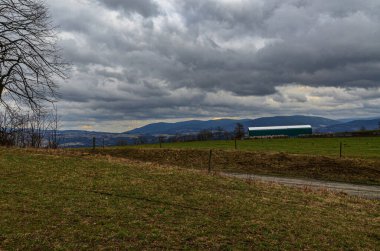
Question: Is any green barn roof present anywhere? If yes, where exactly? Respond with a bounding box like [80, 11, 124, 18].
[248, 125, 312, 137]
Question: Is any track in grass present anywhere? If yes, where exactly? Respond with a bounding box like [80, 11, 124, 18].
[221, 172, 380, 199]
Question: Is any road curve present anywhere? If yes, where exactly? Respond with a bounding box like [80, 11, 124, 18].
[220, 173, 380, 199]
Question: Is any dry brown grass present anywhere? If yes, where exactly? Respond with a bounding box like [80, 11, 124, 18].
[88, 148, 380, 185]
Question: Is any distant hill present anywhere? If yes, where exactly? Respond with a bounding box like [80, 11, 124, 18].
[126, 115, 340, 135]
[246, 115, 339, 128]
[126, 119, 251, 135]
[317, 118, 380, 133]
[57, 130, 140, 147]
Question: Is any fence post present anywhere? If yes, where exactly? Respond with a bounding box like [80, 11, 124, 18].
[340, 142, 342, 158]
[93, 137, 96, 150]
[208, 149, 212, 173]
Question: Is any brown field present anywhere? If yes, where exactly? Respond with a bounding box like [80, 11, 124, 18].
[90, 148, 380, 186]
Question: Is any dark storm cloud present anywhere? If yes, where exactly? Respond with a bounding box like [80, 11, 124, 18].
[171, 0, 380, 93]
[45, 0, 380, 131]
[96, 0, 159, 17]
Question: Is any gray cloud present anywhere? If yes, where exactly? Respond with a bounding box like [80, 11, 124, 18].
[96, 0, 159, 17]
[45, 0, 380, 131]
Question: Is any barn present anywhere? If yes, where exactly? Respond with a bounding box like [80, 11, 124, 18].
[248, 125, 312, 138]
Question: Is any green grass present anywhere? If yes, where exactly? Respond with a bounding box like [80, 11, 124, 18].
[1, 148, 379, 249]
[126, 137, 380, 159]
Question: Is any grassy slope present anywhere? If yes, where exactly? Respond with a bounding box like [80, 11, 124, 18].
[1, 148, 379, 249]
[128, 137, 380, 159]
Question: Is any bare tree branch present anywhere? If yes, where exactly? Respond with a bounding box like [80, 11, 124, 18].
[0, 0, 68, 111]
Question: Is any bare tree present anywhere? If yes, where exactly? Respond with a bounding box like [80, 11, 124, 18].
[47, 104, 60, 148]
[0, 106, 25, 146]
[137, 135, 147, 145]
[27, 109, 49, 147]
[158, 135, 165, 144]
[0, 108, 13, 145]
[197, 129, 213, 141]
[234, 123, 245, 140]
[0, 0, 67, 110]
[214, 126, 226, 140]
[0, 105, 62, 148]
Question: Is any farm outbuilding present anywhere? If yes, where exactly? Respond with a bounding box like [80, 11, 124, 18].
[248, 125, 312, 138]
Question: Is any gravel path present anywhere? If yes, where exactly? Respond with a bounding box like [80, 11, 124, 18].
[221, 173, 380, 199]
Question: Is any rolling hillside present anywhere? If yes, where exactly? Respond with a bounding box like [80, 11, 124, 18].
[126, 115, 340, 135]
[318, 118, 380, 133]
[126, 119, 251, 135]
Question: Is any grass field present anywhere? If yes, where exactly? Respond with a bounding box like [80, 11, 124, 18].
[1, 148, 380, 249]
[93, 148, 380, 186]
[98, 136, 380, 185]
[128, 137, 380, 159]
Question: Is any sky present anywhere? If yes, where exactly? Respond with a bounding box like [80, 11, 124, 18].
[46, 0, 380, 132]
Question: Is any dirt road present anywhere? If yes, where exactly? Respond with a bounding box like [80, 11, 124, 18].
[221, 173, 380, 199]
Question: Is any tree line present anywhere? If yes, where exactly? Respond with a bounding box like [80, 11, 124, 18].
[121, 123, 247, 146]
[0, 106, 61, 148]
[166, 123, 245, 142]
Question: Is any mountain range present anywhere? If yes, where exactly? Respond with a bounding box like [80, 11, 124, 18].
[59, 115, 380, 147]
[317, 118, 380, 133]
[126, 115, 341, 135]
